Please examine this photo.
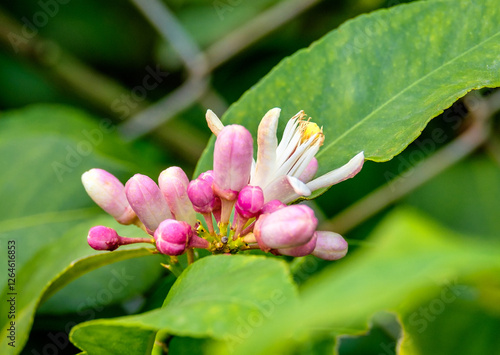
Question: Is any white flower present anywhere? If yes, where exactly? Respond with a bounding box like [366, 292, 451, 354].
[205, 108, 364, 203]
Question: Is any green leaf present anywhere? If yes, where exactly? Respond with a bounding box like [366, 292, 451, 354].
[219, 208, 500, 354]
[70, 255, 298, 354]
[37, 220, 162, 314]
[0, 105, 166, 354]
[195, 0, 500, 180]
[0, 217, 162, 354]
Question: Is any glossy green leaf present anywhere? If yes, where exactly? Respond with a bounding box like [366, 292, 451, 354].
[1, 216, 162, 355]
[37, 220, 161, 314]
[195, 0, 500, 180]
[70, 255, 298, 354]
[219, 208, 500, 354]
[0, 105, 166, 354]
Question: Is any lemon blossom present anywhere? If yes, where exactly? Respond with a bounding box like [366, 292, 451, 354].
[82, 108, 363, 263]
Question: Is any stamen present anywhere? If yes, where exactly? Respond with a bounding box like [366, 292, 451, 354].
[299, 119, 324, 145]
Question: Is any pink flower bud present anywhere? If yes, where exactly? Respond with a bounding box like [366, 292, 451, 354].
[261, 200, 286, 214]
[87, 226, 120, 251]
[277, 232, 317, 257]
[187, 178, 217, 214]
[125, 174, 172, 233]
[213, 125, 253, 200]
[312, 231, 348, 260]
[81, 169, 136, 224]
[298, 157, 318, 183]
[254, 205, 318, 251]
[154, 219, 192, 255]
[235, 185, 264, 219]
[199, 170, 214, 185]
[159, 167, 196, 226]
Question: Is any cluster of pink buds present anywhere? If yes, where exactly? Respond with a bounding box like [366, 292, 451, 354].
[82, 108, 364, 264]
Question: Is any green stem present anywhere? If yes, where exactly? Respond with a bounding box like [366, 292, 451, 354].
[161, 256, 184, 277]
[186, 248, 195, 265]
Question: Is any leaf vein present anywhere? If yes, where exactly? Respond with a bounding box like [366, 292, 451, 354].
[318, 29, 500, 160]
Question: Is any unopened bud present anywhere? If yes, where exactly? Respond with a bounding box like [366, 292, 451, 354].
[87, 226, 120, 251]
[187, 178, 218, 214]
[154, 219, 192, 256]
[81, 169, 136, 224]
[235, 185, 264, 219]
[312, 231, 348, 260]
[159, 167, 196, 226]
[125, 174, 172, 233]
[213, 125, 253, 200]
[254, 205, 317, 251]
[199, 170, 215, 185]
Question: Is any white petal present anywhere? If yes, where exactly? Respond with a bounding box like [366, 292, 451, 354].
[275, 132, 320, 180]
[306, 151, 365, 192]
[289, 142, 319, 178]
[276, 128, 301, 171]
[251, 108, 281, 187]
[206, 109, 224, 136]
[263, 175, 311, 203]
[276, 114, 300, 158]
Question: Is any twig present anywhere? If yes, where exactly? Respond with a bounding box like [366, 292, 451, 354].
[119, 76, 209, 139]
[128, 0, 208, 77]
[0, 9, 146, 117]
[120, 0, 322, 139]
[202, 0, 321, 72]
[320, 90, 499, 234]
[0, 7, 208, 161]
[120, 0, 210, 140]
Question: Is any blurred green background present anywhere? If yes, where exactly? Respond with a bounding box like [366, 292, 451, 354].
[0, 0, 499, 354]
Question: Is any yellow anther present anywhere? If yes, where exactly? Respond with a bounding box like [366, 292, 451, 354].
[300, 119, 324, 145]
